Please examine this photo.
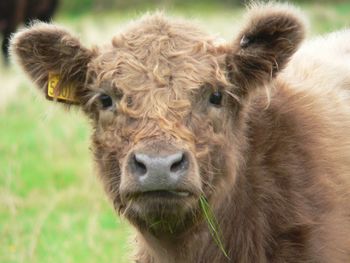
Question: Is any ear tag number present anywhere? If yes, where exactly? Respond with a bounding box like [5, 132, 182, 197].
[47, 73, 78, 103]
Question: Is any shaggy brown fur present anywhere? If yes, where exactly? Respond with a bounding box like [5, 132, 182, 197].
[10, 3, 350, 262]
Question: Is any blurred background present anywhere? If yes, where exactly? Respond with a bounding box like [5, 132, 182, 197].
[1, 0, 349, 262]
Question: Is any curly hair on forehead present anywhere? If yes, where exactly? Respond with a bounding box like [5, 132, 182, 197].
[82, 12, 234, 148]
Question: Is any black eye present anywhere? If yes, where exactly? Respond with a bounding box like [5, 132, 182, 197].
[99, 93, 113, 109]
[209, 91, 222, 106]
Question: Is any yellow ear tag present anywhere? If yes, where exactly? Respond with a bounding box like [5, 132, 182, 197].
[47, 73, 78, 103]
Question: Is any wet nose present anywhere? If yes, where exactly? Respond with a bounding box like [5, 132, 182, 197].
[129, 151, 189, 191]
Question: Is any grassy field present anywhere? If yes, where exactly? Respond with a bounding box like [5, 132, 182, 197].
[1, 2, 349, 263]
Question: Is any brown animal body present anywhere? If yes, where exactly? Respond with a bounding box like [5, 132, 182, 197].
[10, 3, 350, 262]
[0, 0, 58, 64]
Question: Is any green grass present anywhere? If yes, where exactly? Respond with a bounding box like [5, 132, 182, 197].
[0, 85, 132, 263]
[1, 2, 349, 263]
[199, 196, 229, 259]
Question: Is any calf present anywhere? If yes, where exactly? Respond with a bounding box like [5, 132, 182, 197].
[11, 3, 350, 263]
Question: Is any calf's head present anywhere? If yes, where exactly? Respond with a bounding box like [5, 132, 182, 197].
[11, 4, 304, 235]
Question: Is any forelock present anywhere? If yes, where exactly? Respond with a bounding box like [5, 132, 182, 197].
[86, 13, 231, 145]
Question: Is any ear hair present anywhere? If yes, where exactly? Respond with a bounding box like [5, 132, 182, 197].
[226, 3, 306, 97]
[10, 22, 96, 104]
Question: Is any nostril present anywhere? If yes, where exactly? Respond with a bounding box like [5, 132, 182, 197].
[132, 154, 147, 176]
[170, 153, 188, 173]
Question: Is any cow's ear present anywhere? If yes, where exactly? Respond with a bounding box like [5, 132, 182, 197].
[10, 23, 95, 105]
[226, 4, 305, 97]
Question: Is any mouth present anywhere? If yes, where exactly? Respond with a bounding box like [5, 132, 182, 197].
[119, 188, 201, 234]
[128, 189, 192, 200]
[121, 189, 198, 233]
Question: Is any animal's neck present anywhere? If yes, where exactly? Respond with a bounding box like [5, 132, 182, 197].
[135, 222, 226, 263]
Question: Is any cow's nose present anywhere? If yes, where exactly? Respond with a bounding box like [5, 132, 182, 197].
[129, 151, 189, 191]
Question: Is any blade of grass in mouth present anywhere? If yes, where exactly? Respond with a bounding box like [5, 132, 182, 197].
[199, 195, 230, 259]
